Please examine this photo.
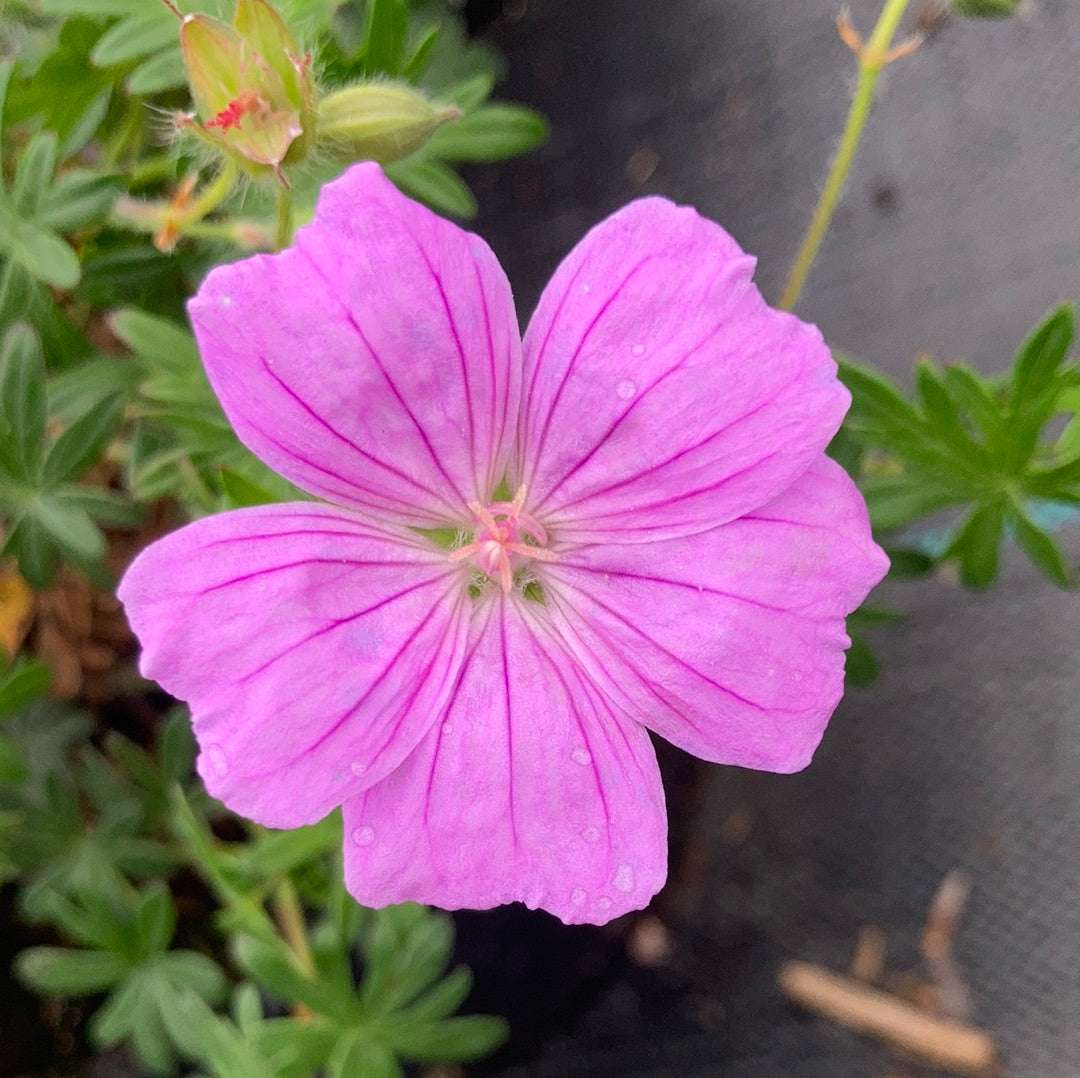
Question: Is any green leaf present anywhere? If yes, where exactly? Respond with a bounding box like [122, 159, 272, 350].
[942, 364, 1004, 443]
[402, 23, 441, 82]
[395, 966, 473, 1023]
[253, 1015, 339, 1071]
[1011, 304, 1074, 408]
[426, 103, 549, 162]
[109, 307, 200, 372]
[845, 634, 880, 687]
[0, 261, 90, 365]
[38, 0, 144, 14]
[915, 358, 984, 461]
[220, 467, 278, 508]
[442, 72, 495, 112]
[91, 11, 177, 67]
[55, 486, 142, 528]
[882, 546, 936, 578]
[128, 991, 176, 1073]
[43, 393, 124, 485]
[385, 158, 476, 218]
[363, 0, 408, 75]
[90, 975, 145, 1046]
[49, 356, 139, 420]
[5, 21, 114, 157]
[30, 497, 105, 563]
[8, 223, 81, 290]
[155, 984, 268, 1078]
[0, 732, 27, 782]
[0, 63, 13, 187]
[158, 708, 197, 783]
[12, 132, 59, 218]
[860, 476, 960, 530]
[234, 814, 341, 880]
[387, 1015, 509, 1063]
[1008, 502, 1072, 587]
[950, 500, 1006, 588]
[0, 658, 52, 718]
[231, 983, 263, 1031]
[839, 360, 923, 429]
[136, 884, 176, 955]
[327, 1032, 403, 1078]
[38, 171, 119, 235]
[234, 934, 354, 1021]
[3, 515, 60, 588]
[0, 322, 46, 479]
[157, 950, 228, 1003]
[361, 905, 453, 1015]
[127, 48, 187, 95]
[16, 946, 128, 995]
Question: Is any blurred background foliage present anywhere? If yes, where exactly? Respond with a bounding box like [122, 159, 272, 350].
[0, 0, 1075, 1072]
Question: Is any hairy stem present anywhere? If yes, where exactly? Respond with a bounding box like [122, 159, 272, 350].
[778, 0, 915, 311]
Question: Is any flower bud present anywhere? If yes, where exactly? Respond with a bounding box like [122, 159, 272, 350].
[951, 0, 1020, 16]
[175, 0, 314, 182]
[316, 82, 460, 164]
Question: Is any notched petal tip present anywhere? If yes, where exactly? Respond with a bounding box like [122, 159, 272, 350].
[341, 600, 668, 925]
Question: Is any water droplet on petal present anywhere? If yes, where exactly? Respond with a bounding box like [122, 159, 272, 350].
[351, 825, 375, 846]
[206, 745, 228, 777]
[613, 863, 635, 893]
[595, 896, 612, 912]
[349, 761, 367, 777]
[581, 282, 592, 294]
[582, 826, 600, 843]
[220, 295, 233, 308]
[616, 379, 636, 400]
[571, 746, 592, 765]
[571, 887, 587, 905]
[631, 343, 645, 357]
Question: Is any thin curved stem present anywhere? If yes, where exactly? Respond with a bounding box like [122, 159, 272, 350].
[778, 0, 916, 311]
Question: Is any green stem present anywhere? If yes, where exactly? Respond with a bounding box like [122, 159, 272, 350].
[168, 784, 278, 944]
[274, 185, 294, 250]
[128, 153, 178, 191]
[273, 878, 316, 977]
[778, 0, 914, 311]
[187, 160, 239, 224]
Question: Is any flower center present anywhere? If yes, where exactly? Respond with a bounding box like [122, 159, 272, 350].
[449, 485, 556, 593]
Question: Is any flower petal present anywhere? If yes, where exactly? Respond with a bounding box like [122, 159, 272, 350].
[118, 503, 470, 827]
[541, 458, 889, 771]
[342, 597, 667, 925]
[188, 163, 521, 524]
[517, 197, 848, 543]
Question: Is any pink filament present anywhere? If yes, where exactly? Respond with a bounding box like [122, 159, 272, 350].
[449, 486, 556, 592]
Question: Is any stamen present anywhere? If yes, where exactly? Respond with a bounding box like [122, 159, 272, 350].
[504, 542, 557, 562]
[453, 485, 555, 593]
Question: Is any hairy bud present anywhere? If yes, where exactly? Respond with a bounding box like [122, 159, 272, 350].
[174, 0, 314, 182]
[316, 82, 460, 164]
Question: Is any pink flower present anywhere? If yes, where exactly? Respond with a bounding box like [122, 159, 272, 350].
[119, 163, 887, 925]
